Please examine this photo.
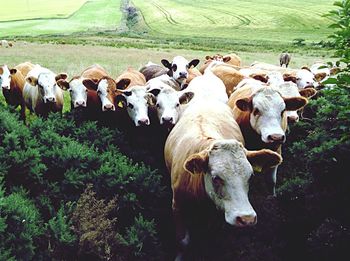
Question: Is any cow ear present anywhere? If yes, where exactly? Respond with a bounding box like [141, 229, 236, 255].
[284, 96, 308, 111]
[314, 72, 327, 82]
[161, 59, 172, 69]
[83, 79, 98, 91]
[299, 88, 317, 98]
[301, 66, 311, 72]
[148, 88, 161, 97]
[115, 94, 127, 108]
[246, 149, 282, 169]
[283, 75, 297, 83]
[236, 97, 252, 112]
[179, 91, 194, 105]
[55, 73, 68, 82]
[116, 78, 131, 90]
[57, 79, 70, 90]
[252, 74, 268, 83]
[26, 76, 38, 86]
[223, 56, 231, 63]
[184, 150, 209, 175]
[146, 93, 157, 106]
[10, 68, 17, 75]
[188, 59, 200, 68]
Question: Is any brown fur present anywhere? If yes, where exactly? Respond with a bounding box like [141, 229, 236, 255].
[185, 67, 202, 84]
[139, 64, 167, 81]
[223, 53, 242, 67]
[15, 62, 35, 77]
[116, 67, 146, 88]
[211, 64, 245, 97]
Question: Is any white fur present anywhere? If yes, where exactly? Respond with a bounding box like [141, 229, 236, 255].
[171, 56, 191, 84]
[0, 65, 11, 89]
[267, 71, 284, 86]
[97, 79, 115, 111]
[277, 82, 301, 122]
[68, 78, 87, 108]
[122, 85, 151, 126]
[296, 69, 316, 89]
[250, 88, 286, 143]
[204, 140, 256, 226]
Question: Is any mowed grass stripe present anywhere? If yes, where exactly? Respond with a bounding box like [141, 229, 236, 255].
[133, 0, 334, 43]
[0, 0, 122, 37]
[0, 0, 87, 22]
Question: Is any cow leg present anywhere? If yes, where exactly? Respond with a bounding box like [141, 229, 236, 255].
[173, 200, 190, 261]
[264, 165, 278, 196]
[20, 103, 26, 123]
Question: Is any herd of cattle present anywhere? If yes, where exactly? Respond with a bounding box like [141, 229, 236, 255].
[0, 53, 337, 260]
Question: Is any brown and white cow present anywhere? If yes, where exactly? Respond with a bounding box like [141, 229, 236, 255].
[23, 65, 67, 117]
[116, 67, 146, 88]
[227, 85, 308, 195]
[57, 64, 108, 109]
[165, 99, 282, 260]
[0, 62, 34, 121]
[280, 52, 291, 68]
[223, 53, 242, 67]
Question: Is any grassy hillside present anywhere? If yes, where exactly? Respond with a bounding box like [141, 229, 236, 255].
[0, 0, 122, 37]
[0, 0, 87, 22]
[133, 0, 334, 44]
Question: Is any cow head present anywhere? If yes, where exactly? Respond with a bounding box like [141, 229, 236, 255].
[236, 87, 307, 144]
[27, 72, 67, 103]
[277, 82, 316, 123]
[58, 77, 93, 108]
[184, 139, 282, 227]
[115, 86, 156, 126]
[296, 69, 317, 88]
[148, 86, 194, 127]
[0, 65, 16, 90]
[161, 56, 200, 84]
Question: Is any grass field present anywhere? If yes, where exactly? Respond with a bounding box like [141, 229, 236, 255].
[133, 0, 335, 44]
[0, 0, 122, 37]
[0, 0, 87, 22]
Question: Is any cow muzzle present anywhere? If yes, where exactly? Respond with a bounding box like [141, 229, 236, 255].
[103, 103, 115, 111]
[74, 100, 87, 108]
[1, 85, 10, 90]
[45, 97, 56, 103]
[266, 134, 286, 144]
[137, 118, 150, 126]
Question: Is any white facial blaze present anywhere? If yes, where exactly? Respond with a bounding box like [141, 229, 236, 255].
[267, 71, 284, 86]
[69, 79, 87, 108]
[172, 56, 190, 83]
[250, 89, 286, 143]
[97, 79, 114, 111]
[0, 65, 11, 89]
[124, 87, 150, 126]
[296, 69, 316, 88]
[278, 82, 301, 122]
[38, 72, 57, 103]
[203, 140, 256, 226]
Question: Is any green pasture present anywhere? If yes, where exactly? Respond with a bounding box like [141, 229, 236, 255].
[133, 0, 335, 44]
[0, 0, 87, 22]
[0, 0, 122, 37]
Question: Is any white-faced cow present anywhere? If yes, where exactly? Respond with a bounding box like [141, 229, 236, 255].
[165, 98, 282, 260]
[23, 65, 67, 117]
[228, 85, 308, 195]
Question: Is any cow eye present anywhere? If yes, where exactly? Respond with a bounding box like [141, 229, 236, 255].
[69, 89, 72, 93]
[176, 103, 180, 107]
[128, 103, 134, 109]
[156, 103, 160, 108]
[85, 89, 88, 93]
[253, 108, 260, 116]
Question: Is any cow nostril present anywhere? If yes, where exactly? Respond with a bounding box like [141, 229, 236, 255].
[268, 134, 285, 143]
[162, 117, 173, 124]
[288, 115, 299, 123]
[236, 215, 257, 226]
[138, 119, 150, 126]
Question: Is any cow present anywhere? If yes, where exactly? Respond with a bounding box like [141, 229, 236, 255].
[199, 54, 242, 74]
[165, 98, 282, 260]
[227, 85, 308, 195]
[57, 64, 108, 109]
[223, 53, 242, 67]
[277, 82, 317, 123]
[185, 67, 202, 84]
[280, 52, 291, 67]
[0, 40, 10, 48]
[140, 56, 200, 91]
[0, 62, 34, 121]
[23, 65, 67, 117]
[147, 85, 194, 128]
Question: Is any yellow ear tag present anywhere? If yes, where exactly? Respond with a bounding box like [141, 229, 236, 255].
[117, 101, 124, 108]
[253, 165, 263, 173]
